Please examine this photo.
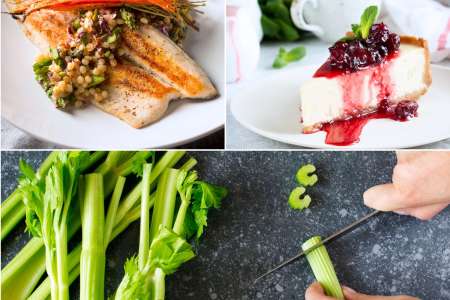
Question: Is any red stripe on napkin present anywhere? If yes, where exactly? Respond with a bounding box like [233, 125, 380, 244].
[438, 18, 450, 50]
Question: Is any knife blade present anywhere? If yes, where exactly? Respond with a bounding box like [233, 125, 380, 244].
[253, 210, 382, 283]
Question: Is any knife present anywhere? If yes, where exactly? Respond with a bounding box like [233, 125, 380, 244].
[253, 210, 382, 283]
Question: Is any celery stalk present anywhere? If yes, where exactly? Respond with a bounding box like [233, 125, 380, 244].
[80, 174, 105, 300]
[302, 236, 344, 300]
[29, 245, 81, 300]
[139, 164, 153, 269]
[0, 200, 26, 240]
[149, 169, 179, 241]
[0, 152, 58, 241]
[104, 176, 126, 246]
[28, 152, 82, 300]
[1, 152, 106, 241]
[149, 168, 179, 300]
[1, 238, 46, 300]
[114, 151, 185, 225]
[179, 157, 198, 172]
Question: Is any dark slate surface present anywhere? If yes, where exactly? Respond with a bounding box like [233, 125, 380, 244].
[2, 151, 450, 300]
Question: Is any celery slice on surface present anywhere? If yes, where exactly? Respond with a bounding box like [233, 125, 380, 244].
[302, 236, 344, 300]
[296, 164, 318, 187]
[288, 187, 311, 210]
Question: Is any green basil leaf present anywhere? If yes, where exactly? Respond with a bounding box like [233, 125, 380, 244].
[286, 46, 306, 62]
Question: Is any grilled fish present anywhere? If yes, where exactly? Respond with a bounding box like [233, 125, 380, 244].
[121, 25, 217, 99]
[7, 2, 218, 128]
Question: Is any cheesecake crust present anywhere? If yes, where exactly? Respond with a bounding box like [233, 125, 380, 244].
[302, 36, 432, 134]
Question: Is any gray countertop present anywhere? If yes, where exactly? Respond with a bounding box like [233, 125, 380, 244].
[2, 151, 450, 299]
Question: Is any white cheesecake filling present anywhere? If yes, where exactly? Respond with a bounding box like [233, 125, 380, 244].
[390, 44, 427, 101]
[300, 78, 344, 129]
[301, 43, 427, 130]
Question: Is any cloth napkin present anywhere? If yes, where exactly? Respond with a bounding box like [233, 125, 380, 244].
[226, 0, 263, 83]
[381, 0, 450, 62]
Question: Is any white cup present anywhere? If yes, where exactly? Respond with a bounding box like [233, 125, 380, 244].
[291, 0, 382, 43]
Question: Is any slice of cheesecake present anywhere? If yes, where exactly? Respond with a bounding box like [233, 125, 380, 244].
[301, 35, 432, 133]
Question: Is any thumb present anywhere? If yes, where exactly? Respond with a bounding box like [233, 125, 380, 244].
[343, 286, 420, 300]
[305, 282, 338, 300]
[363, 184, 408, 211]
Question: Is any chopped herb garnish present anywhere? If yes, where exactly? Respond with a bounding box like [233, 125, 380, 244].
[120, 8, 136, 29]
[107, 27, 122, 44]
[88, 75, 106, 88]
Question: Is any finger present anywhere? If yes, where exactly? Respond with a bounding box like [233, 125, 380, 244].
[305, 282, 337, 300]
[363, 184, 444, 211]
[395, 151, 420, 164]
[394, 203, 449, 220]
[343, 286, 420, 300]
[363, 184, 409, 211]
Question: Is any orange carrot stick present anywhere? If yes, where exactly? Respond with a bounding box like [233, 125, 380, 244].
[23, 0, 176, 15]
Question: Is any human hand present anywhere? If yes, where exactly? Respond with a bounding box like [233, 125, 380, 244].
[305, 282, 419, 300]
[363, 151, 450, 220]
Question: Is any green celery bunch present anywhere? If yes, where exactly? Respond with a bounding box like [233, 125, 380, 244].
[23, 152, 190, 300]
[20, 152, 87, 300]
[2, 151, 183, 300]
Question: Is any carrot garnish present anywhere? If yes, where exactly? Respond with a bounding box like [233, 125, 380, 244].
[19, 0, 176, 15]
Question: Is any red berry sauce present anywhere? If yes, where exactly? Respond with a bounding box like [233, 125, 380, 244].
[321, 100, 418, 146]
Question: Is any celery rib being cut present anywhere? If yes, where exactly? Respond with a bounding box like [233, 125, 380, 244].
[302, 236, 344, 300]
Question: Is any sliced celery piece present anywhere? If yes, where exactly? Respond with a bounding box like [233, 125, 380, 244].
[296, 164, 318, 187]
[288, 187, 311, 210]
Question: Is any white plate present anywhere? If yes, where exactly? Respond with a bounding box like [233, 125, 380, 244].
[1, 1, 224, 149]
[231, 65, 450, 149]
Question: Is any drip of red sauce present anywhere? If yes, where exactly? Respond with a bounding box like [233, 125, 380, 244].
[308, 51, 419, 146]
[321, 107, 416, 146]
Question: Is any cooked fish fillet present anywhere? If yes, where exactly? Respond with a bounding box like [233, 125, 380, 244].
[20, 9, 76, 51]
[99, 63, 181, 128]
[122, 25, 218, 99]
[7, 3, 218, 128]
[16, 9, 181, 128]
